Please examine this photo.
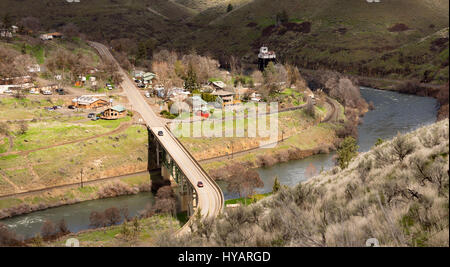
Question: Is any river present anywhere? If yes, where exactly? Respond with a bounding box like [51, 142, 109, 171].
[254, 87, 438, 194]
[0, 87, 438, 238]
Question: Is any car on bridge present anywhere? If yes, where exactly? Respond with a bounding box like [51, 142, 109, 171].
[158, 130, 164, 136]
[197, 181, 204, 188]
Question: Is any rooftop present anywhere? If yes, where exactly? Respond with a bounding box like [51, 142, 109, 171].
[213, 89, 234, 96]
[72, 95, 102, 105]
[111, 105, 126, 112]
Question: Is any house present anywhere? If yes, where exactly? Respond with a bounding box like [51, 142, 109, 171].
[250, 92, 262, 102]
[72, 96, 108, 109]
[132, 70, 146, 78]
[40, 84, 58, 94]
[101, 105, 127, 120]
[211, 81, 227, 90]
[0, 76, 33, 86]
[186, 95, 209, 112]
[212, 90, 235, 107]
[258, 46, 276, 71]
[27, 64, 41, 73]
[170, 101, 190, 115]
[40, 32, 63, 41]
[154, 86, 166, 98]
[0, 29, 12, 38]
[234, 86, 250, 100]
[11, 26, 18, 33]
[0, 85, 12, 94]
[142, 72, 156, 82]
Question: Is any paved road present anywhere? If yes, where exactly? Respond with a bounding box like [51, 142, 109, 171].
[89, 42, 224, 235]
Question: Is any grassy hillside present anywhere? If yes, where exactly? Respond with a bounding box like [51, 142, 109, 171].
[162, 120, 449, 247]
[169, 0, 448, 83]
[0, 0, 189, 42]
[1, 0, 448, 82]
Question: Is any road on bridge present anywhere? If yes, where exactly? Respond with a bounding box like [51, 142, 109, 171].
[89, 42, 224, 235]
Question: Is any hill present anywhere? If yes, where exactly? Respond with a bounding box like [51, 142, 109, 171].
[160, 120, 449, 247]
[167, 0, 449, 83]
[1, 0, 448, 82]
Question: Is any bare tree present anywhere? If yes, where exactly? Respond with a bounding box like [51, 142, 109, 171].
[41, 220, 56, 239]
[57, 219, 69, 234]
[0, 223, 22, 246]
[89, 211, 106, 228]
[104, 207, 121, 226]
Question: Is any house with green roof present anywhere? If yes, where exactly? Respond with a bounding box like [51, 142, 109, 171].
[101, 104, 127, 120]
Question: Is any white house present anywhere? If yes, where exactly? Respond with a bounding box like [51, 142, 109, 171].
[40, 34, 53, 40]
[27, 64, 41, 73]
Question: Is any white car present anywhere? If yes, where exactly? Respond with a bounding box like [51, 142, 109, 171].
[42, 90, 52, 95]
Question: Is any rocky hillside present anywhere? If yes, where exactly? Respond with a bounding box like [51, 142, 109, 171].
[160, 120, 449, 247]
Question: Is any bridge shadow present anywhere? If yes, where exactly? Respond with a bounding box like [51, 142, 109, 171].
[147, 128, 168, 194]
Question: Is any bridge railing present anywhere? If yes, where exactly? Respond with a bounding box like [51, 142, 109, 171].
[163, 125, 225, 212]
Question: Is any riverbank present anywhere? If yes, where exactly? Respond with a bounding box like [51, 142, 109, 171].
[44, 214, 180, 247]
[356, 77, 448, 121]
[0, 172, 156, 220]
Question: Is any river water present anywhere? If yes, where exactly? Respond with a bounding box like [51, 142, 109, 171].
[0, 87, 438, 238]
[255, 87, 438, 194]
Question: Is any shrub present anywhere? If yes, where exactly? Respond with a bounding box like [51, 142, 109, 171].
[392, 134, 415, 162]
[336, 137, 358, 169]
[0, 223, 22, 246]
[41, 220, 56, 239]
[104, 207, 121, 226]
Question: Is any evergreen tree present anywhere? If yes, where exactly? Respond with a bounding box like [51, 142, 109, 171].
[273, 176, 281, 193]
[375, 138, 384, 147]
[183, 64, 199, 92]
[276, 10, 289, 25]
[227, 3, 233, 13]
[336, 137, 359, 169]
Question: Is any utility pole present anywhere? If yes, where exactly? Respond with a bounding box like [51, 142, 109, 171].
[231, 140, 234, 159]
[80, 168, 84, 188]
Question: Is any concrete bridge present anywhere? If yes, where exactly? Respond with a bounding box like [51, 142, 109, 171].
[89, 42, 224, 235]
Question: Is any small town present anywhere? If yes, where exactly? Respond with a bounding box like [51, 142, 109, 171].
[0, 0, 448, 253]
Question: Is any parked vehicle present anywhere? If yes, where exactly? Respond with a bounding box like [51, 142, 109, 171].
[68, 105, 76, 109]
[88, 113, 96, 118]
[145, 92, 150, 98]
[44, 107, 54, 111]
[91, 116, 99, 121]
[55, 88, 65, 95]
[42, 90, 52, 95]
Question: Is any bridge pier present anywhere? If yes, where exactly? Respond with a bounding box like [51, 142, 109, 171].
[153, 131, 197, 218]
